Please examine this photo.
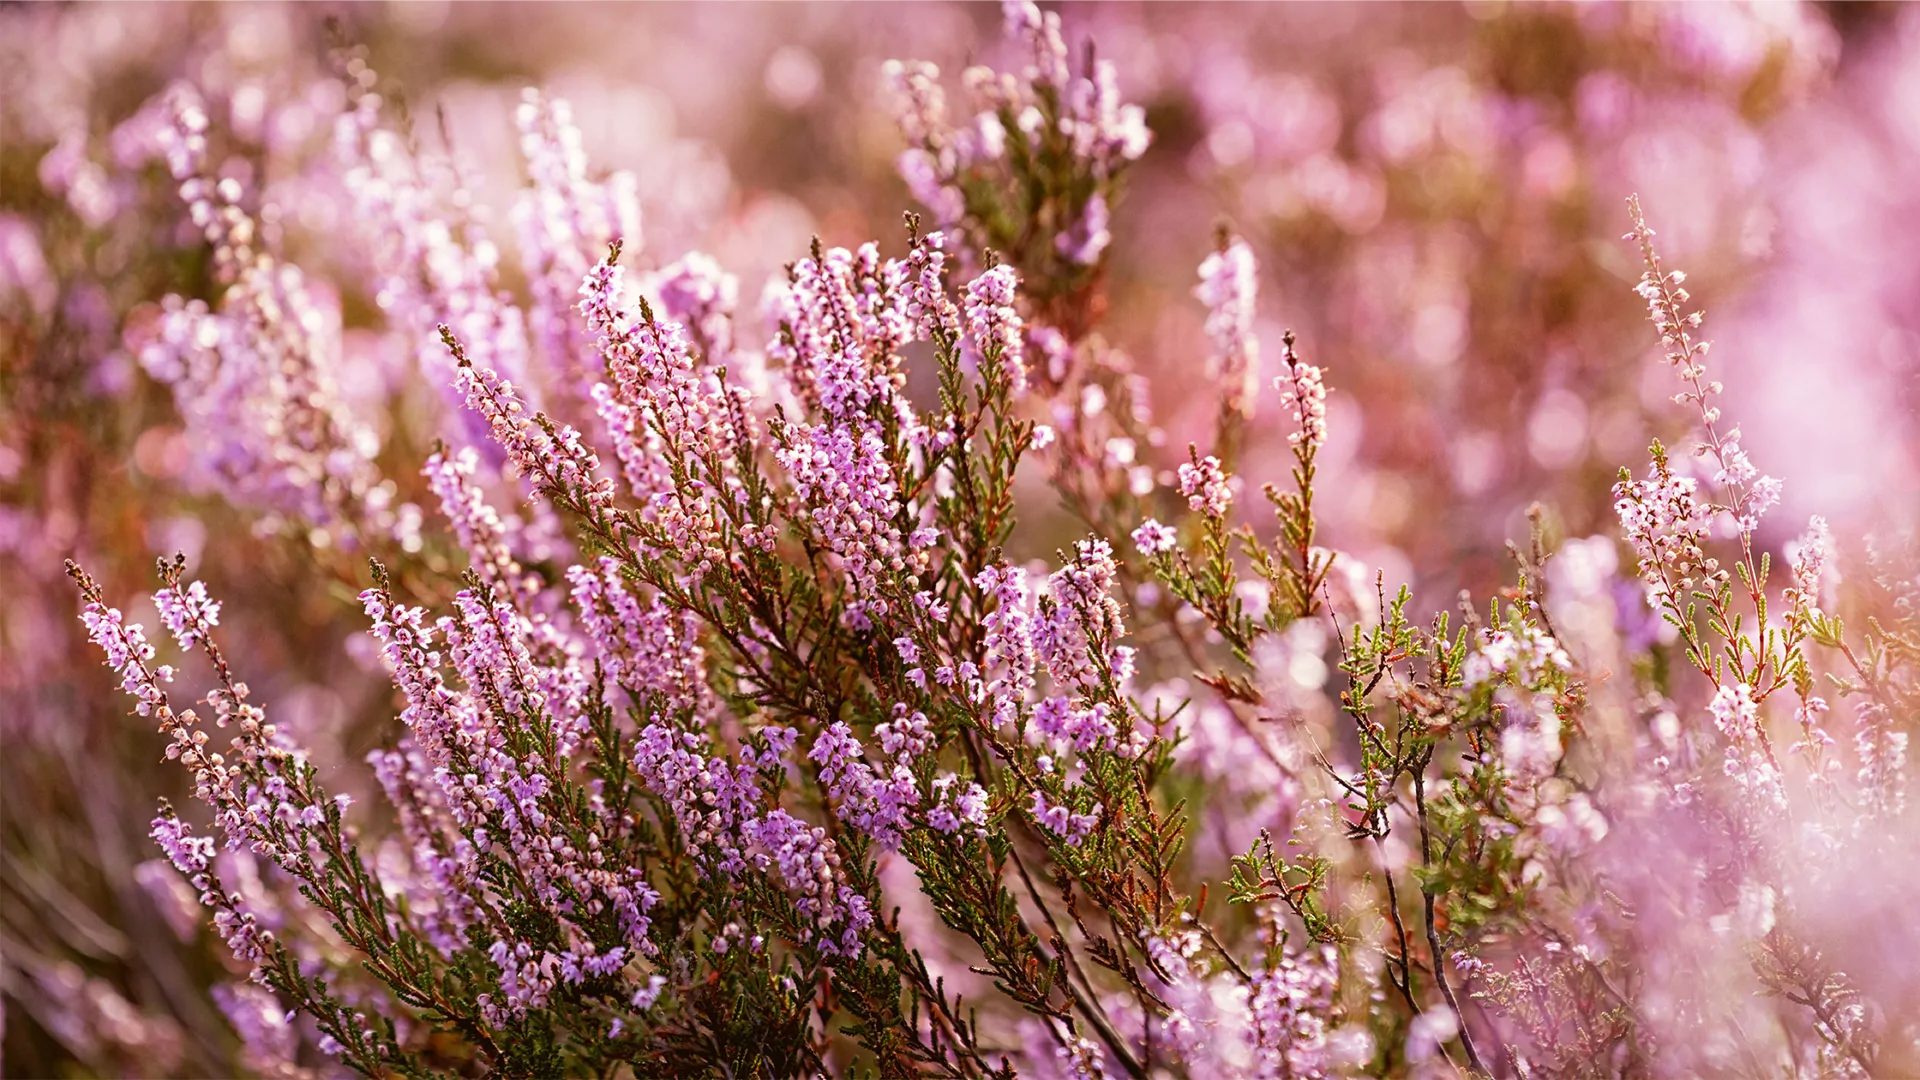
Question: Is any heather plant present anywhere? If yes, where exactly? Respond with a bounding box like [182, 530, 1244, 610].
[13, 3, 1920, 1078]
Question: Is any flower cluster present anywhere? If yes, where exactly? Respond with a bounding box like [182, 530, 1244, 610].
[1196, 234, 1261, 419]
[809, 719, 920, 849]
[964, 262, 1028, 395]
[1613, 442, 1712, 605]
[515, 89, 641, 408]
[1275, 331, 1329, 451]
[28, 6, 1920, 1078]
[1177, 452, 1233, 517]
[137, 88, 415, 550]
[884, 0, 1148, 295]
[1708, 681, 1787, 810]
[1035, 538, 1132, 694]
[78, 589, 171, 715]
[1028, 789, 1101, 846]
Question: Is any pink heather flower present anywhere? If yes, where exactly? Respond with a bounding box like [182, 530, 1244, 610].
[809, 720, 917, 850]
[1706, 428, 1781, 531]
[1132, 518, 1177, 556]
[567, 557, 712, 718]
[1196, 235, 1261, 418]
[150, 812, 215, 879]
[977, 563, 1039, 725]
[80, 599, 172, 716]
[927, 773, 990, 835]
[590, 380, 672, 506]
[150, 811, 271, 969]
[154, 87, 210, 183]
[1788, 514, 1833, 613]
[904, 228, 961, 341]
[448, 332, 615, 523]
[888, 2, 1145, 250]
[1177, 453, 1233, 516]
[1054, 1034, 1110, 1080]
[1276, 335, 1329, 450]
[631, 723, 762, 876]
[515, 90, 640, 400]
[581, 248, 759, 575]
[770, 240, 914, 422]
[1498, 691, 1565, 783]
[1028, 323, 1074, 384]
[580, 247, 747, 473]
[335, 88, 533, 457]
[360, 588, 464, 753]
[1029, 789, 1100, 845]
[960, 109, 1008, 164]
[1462, 625, 1571, 689]
[1745, 475, 1782, 531]
[1406, 1007, 1461, 1066]
[881, 60, 949, 147]
[139, 88, 413, 550]
[964, 264, 1027, 395]
[1626, 197, 1780, 535]
[743, 809, 874, 959]
[366, 747, 482, 956]
[365, 568, 665, 973]
[1246, 943, 1341, 1078]
[151, 578, 219, 651]
[895, 148, 965, 226]
[876, 704, 934, 760]
[631, 722, 871, 957]
[1056, 191, 1111, 266]
[1034, 696, 1119, 754]
[1789, 694, 1838, 784]
[651, 251, 738, 362]
[425, 447, 541, 607]
[631, 974, 668, 1012]
[1003, 1, 1071, 90]
[1036, 540, 1127, 694]
[1855, 702, 1909, 815]
[777, 423, 919, 629]
[213, 983, 300, 1074]
[1707, 682, 1785, 809]
[1614, 452, 1711, 603]
[1066, 57, 1151, 172]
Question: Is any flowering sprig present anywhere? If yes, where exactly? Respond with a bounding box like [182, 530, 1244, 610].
[333, 72, 534, 457]
[884, 1, 1150, 328]
[1259, 331, 1336, 623]
[1138, 326, 1335, 680]
[441, 324, 619, 538]
[1620, 196, 1799, 702]
[1612, 200, 1894, 1073]
[1196, 229, 1262, 430]
[137, 87, 415, 551]
[515, 89, 640, 417]
[69, 558, 431, 1075]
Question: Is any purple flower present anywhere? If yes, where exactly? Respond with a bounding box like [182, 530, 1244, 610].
[153, 579, 220, 649]
[1177, 454, 1232, 516]
[1035, 540, 1128, 694]
[1056, 191, 1111, 266]
[1029, 789, 1100, 846]
[964, 264, 1027, 394]
[1132, 518, 1177, 556]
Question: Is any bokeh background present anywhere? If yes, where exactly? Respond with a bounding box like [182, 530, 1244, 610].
[4, 2, 1919, 1073]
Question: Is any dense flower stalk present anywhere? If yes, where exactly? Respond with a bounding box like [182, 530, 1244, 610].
[1196, 234, 1262, 420]
[138, 88, 414, 549]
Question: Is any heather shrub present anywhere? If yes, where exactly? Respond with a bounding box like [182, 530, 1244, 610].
[9, 3, 1920, 1077]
